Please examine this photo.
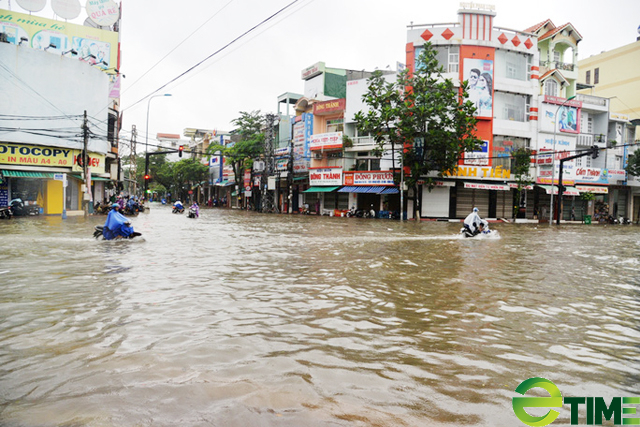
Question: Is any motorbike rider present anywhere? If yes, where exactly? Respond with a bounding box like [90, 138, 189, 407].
[463, 207, 488, 236]
[103, 203, 135, 239]
[189, 202, 199, 218]
[173, 200, 184, 212]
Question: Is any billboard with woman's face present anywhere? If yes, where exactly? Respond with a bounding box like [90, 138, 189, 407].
[464, 58, 494, 118]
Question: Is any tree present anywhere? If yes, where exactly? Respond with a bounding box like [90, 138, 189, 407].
[354, 43, 482, 219]
[206, 111, 266, 190]
[172, 158, 208, 202]
[511, 147, 534, 218]
[625, 150, 640, 177]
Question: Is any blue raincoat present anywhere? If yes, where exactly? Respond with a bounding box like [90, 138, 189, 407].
[103, 209, 135, 240]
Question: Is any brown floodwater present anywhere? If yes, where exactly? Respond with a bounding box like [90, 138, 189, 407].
[1, 205, 639, 426]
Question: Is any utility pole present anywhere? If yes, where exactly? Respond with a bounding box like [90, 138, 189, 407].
[83, 110, 89, 218]
[130, 125, 137, 196]
[261, 113, 278, 213]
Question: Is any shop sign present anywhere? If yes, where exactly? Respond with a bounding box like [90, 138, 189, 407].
[575, 185, 608, 194]
[310, 132, 343, 151]
[309, 167, 342, 186]
[301, 62, 325, 80]
[1, 142, 75, 167]
[464, 182, 510, 191]
[343, 171, 394, 186]
[71, 150, 106, 174]
[444, 165, 511, 180]
[313, 99, 346, 115]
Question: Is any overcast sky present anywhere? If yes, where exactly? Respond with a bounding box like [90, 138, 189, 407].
[1, 0, 639, 147]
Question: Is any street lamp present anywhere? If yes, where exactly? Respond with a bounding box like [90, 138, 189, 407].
[144, 94, 172, 195]
[549, 95, 576, 225]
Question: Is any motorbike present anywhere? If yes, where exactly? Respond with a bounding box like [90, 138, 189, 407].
[8, 198, 40, 216]
[461, 221, 493, 238]
[0, 206, 11, 219]
[187, 205, 199, 218]
[94, 208, 141, 240]
[172, 204, 185, 214]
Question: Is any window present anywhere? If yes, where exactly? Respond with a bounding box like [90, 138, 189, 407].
[432, 46, 460, 73]
[594, 68, 599, 84]
[544, 80, 558, 96]
[587, 117, 593, 134]
[585, 70, 591, 85]
[492, 136, 529, 170]
[554, 50, 560, 64]
[448, 46, 459, 73]
[495, 50, 528, 81]
[495, 92, 527, 122]
[326, 119, 343, 133]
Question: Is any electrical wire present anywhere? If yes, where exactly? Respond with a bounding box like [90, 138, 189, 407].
[124, 0, 303, 113]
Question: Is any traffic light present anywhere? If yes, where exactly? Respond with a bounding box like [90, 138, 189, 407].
[144, 174, 150, 182]
[591, 145, 599, 159]
[179, 145, 184, 157]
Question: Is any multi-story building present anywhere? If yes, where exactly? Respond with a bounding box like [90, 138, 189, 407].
[0, 7, 121, 215]
[379, 5, 541, 220]
[577, 38, 640, 222]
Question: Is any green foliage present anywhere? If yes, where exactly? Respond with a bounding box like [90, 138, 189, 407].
[172, 158, 208, 201]
[625, 151, 640, 177]
[580, 191, 595, 201]
[207, 110, 266, 187]
[511, 147, 534, 218]
[354, 42, 482, 193]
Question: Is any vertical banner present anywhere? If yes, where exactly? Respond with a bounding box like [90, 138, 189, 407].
[464, 57, 494, 118]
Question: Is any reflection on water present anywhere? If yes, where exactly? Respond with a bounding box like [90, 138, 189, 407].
[1, 207, 640, 426]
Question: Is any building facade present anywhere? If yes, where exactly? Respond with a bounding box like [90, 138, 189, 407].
[0, 8, 121, 215]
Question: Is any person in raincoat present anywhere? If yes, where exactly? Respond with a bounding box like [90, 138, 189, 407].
[463, 207, 487, 236]
[189, 202, 199, 218]
[103, 203, 135, 240]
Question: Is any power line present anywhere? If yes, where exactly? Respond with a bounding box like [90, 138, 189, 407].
[124, 0, 303, 113]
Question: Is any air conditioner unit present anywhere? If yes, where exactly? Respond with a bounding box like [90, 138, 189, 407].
[313, 152, 323, 160]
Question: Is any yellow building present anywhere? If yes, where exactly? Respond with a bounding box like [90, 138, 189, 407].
[577, 38, 640, 124]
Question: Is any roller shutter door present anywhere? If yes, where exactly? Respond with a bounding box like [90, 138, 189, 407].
[456, 187, 489, 218]
[422, 186, 450, 218]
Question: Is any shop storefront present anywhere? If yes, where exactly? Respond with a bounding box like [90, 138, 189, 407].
[0, 142, 110, 214]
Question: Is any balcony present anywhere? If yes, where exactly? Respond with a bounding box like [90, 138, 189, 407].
[541, 61, 575, 72]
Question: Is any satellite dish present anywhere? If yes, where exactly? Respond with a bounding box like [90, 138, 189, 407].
[86, 0, 119, 27]
[83, 17, 109, 30]
[52, 0, 82, 20]
[15, 0, 46, 12]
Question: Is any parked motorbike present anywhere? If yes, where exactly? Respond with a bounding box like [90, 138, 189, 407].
[8, 198, 40, 216]
[0, 206, 12, 219]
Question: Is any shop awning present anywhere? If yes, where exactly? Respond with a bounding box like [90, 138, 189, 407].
[303, 186, 340, 193]
[1, 170, 55, 178]
[216, 180, 235, 187]
[339, 186, 382, 193]
[379, 187, 400, 194]
[464, 182, 510, 191]
[539, 185, 581, 196]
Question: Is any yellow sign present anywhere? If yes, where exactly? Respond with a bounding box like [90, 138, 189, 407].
[444, 165, 511, 179]
[0, 9, 118, 71]
[0, 143, 105, 174]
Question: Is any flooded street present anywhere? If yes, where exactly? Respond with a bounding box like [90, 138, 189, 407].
[1, 206, 640, 426]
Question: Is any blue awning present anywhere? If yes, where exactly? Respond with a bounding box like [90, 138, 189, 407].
[380, 187, 399, 194]
[339, 186, 397, 194]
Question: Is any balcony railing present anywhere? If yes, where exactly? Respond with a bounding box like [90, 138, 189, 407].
[542, 61, 575, 72]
